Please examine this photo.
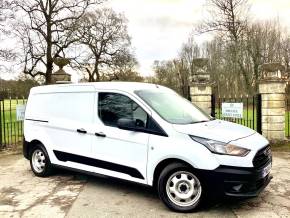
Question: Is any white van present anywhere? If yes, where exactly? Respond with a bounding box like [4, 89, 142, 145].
[23, 82, 272, 212]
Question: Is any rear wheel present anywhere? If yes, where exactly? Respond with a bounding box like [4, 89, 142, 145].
[29, 144, 53, 177]
[158, 163, 204, 212]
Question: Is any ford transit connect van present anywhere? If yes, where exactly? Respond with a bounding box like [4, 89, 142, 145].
[23, 82, 272, 212]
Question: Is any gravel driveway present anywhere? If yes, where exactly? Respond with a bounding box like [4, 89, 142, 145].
[0, 152, 290, 217]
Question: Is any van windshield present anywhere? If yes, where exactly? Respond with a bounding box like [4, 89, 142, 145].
[135, 90, 211, 125]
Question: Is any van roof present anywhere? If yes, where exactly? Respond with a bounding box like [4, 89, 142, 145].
[30, 82, 171, 94]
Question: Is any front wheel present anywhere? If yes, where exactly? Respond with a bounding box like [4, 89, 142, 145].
[157, 163, 203, 212]
[29, 144, 53, 177]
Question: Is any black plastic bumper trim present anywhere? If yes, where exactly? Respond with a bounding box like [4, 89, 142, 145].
[23, 139, 29, 159]
[200, 163, 273, 198]
[25, 118, 48, 123]
[224, 175, 272, 197]
[53, 150, 144, 180]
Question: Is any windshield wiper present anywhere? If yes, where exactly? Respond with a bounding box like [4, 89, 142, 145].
[189, 120, 209, 124]
[189, 117, 215, 124]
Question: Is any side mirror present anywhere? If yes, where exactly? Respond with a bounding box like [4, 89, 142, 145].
[117, 118, 136, 131]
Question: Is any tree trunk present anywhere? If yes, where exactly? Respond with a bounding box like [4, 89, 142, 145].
[45, 62, 53, 84]
[46, 16, 53, 84]
[253, 62, 259, 92]
[95, 66, 100, 81]
[92, 62, 100, 82]
[88, 73, 94, 82]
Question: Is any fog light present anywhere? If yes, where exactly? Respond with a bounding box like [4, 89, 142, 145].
[232, 184, 243, 192]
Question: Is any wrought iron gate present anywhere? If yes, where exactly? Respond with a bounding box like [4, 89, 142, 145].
[0, 97, 26, 149]
[211, 94, 262, 134]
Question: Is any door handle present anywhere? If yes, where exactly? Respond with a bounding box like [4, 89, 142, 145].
[95, 132, 106, 137]
[77, 128, 87, 134]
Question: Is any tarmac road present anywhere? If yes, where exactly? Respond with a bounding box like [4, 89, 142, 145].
[1, 152, 290, 217]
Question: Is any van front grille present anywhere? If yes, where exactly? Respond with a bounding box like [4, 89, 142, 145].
[253, 145, 271, 169]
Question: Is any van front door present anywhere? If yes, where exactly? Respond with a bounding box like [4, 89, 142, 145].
[91, 92, 150, 183]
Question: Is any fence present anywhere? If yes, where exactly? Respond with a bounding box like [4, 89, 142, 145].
[212, 94, 290, 138]
[211, 94, 262, 134]
[1, 92, 290, 149]
[0, 97, 27, 149]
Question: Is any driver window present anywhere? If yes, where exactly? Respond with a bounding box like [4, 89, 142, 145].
[98, 92, 148, 128]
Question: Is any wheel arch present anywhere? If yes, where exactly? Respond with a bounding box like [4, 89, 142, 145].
[152, 158, 193, 188]
[24, 139, 46, 159]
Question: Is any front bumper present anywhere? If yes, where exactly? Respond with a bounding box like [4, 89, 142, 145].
[200, 144, 273, 198]
[23, 139, 29, 159]
[209, 164, 272, 197]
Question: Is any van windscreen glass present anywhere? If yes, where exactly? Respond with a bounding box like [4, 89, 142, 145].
[135, 90, 211, 125]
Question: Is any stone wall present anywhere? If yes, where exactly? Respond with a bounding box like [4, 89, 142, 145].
[190, 85, 212, 115]
[259, 81, 287, 141]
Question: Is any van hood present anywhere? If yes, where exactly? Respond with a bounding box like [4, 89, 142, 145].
[173, 119, 256, 143]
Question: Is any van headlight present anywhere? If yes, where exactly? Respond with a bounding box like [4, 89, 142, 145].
[190, 136, 250, 157]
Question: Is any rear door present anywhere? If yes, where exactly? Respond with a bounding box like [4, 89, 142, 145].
[91, 91, 150, 183]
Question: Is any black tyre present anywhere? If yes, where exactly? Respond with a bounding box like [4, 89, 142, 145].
[29, 144, 53, 177]
[157, 162, 204, 212]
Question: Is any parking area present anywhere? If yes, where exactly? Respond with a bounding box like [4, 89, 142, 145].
[0, 152, 290, 218]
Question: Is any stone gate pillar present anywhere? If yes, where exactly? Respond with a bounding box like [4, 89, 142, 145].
[259, 63, 287, 141]
[189, 58, 213, 115]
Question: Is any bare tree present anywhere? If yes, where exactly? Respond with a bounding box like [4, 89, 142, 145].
[178, 37, 204, 98]
[153, 61, 175, 90]
[12, 0, 102, 84]
[152, 38, 202, 98]
[108, 52, 143, 82]
[202, 19, 287, 96]
[198, 0, 252, 92]
[198, 0, 248, 41]
[282, 38, 290, 71]
[75, 8, 131, 82]
[153, 1, 290, 97]
[0, 0, 12, 33]
[243, 21, 282, 91]
[179, 37, 200, 79]
[0, 0, 15, 62]
[152, 60, 187, 97]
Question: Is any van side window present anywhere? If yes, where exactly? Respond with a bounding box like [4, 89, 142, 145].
[98, 92, 148, 127]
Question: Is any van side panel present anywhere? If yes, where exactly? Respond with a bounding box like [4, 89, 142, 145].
[24, 91, 95, 162]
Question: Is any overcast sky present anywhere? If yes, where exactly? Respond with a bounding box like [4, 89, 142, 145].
[105, 0, 290, 77]
[1, 0, 290, 81]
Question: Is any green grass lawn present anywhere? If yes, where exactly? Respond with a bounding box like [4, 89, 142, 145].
[1, 99, 26, 145]
[2, 99, 27, 122]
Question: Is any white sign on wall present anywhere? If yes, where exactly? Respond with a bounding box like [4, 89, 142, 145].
[222, 103, 243, 118]
[16, 105, 26, 121]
